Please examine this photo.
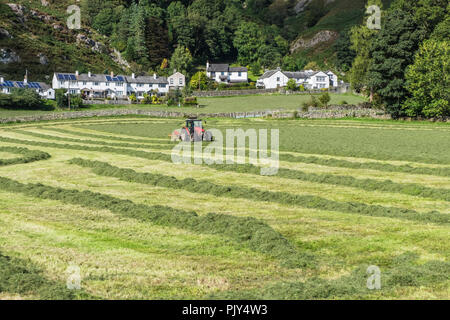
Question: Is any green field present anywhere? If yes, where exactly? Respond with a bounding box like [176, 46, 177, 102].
[0, 93, 366, 119]
[0, 117, 448, 299]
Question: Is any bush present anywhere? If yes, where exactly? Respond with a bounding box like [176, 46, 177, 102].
[339, 100, 348, 105]
[319, 92, 331, 108]
[183, 96, 198, 106]
[0, 89, 46, 110]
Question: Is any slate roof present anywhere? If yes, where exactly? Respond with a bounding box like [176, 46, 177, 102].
[55, 72, 168, 84]
[125, 75, 168, 84]
[0, 80, 51, 90]
[207, 64, 248, 73]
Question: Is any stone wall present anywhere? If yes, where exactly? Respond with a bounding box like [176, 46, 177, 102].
[0, 106, 392, 124]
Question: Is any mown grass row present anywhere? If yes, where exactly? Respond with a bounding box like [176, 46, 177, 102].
[0, 252, 92, 299]
[44, 126, 450, 177]
[0, 146, 50, 166]
[69, 158, 449, 225]
[208, 163, 450, 202]
[2, 134, 448, 204]
[43, 127, 173, 145]
[208, 252, 450, 299]
[281, 153, 450, 177]
[12, 130, 171, 151]
[0, 176, 311, 268]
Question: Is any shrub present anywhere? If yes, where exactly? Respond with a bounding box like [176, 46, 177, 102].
[339, 100, 348, 105]
[319, 92, 331, 108]
[0, 89, 45, 110]
[183, 96, 198, 106]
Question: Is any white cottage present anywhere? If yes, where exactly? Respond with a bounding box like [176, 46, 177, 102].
[257, 68, 338, 90]
[206, 63, 248, 84]
[0, 75, 55, 99]
[167, 71, 186, 89]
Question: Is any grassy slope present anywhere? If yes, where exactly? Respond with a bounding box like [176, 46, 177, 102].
[0, 1, 124, 82]
[0, 117, 448, 299]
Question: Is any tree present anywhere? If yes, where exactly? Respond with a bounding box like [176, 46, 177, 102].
[93, 8, 114, 36]
[145, 16, 170, 69]
[257, 45, 282, 69]
[334, 30, 356, 72]
[55, 89, 68, 109]
[404, 39, 449, 118]
[367, 8, 427, 118]
[169, 46, 193, 75]
[189, 72, 210, 91]
[349, 0, 383, 93]
[233, 22, 262, 65]
[304, 61, 319, 71]
[319, 92, 331, 108]
[286, 79, 298, 91]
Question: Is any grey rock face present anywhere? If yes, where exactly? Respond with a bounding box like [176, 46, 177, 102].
[0, 48, 21, 64]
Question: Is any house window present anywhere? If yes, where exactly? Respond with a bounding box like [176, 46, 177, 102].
[238, 72, 242, 77]
[116, 82, 123, 86]
[94, 82, 99, 86]
[117, 91, 123, 96]
[138, 83, 143, 87]
[170, 79, 174, 85]
[159, 84, 166, 88]
[82, 81, 87, 86]
[179, 78, 183, 85]
[60, 81, 64, 86]
[221, 72, 225, 75]
[316, 76, 326, 82]
[105, 82, 109, 86]
[277, 77, 280, 82]
[211, 72, 216, 77]
[137, 91, 144, 97]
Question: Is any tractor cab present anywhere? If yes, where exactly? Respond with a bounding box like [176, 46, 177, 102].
[186, 119, 204, 137]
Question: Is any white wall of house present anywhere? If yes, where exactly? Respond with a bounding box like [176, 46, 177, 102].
[326, 71, 339, 87]
[306, 72, 330, 89]
[258, 71, 289, 89]
[168, 72, 186, 88]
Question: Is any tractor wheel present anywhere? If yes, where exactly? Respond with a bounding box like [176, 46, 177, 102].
[203, 131, 213, 142]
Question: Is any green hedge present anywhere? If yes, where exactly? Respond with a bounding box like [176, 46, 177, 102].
[0, 175, 311, 269]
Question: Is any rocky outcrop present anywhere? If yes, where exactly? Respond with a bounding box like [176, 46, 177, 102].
[0, 28, 12, 39]
[76, 34, 106, 54]
[37, 53, 49, 65]
[294, 0, 336, 13]
[290, 30, 338, 53]
[6, 3, 26, 22]
[0, 48, 20, 64]
[112, 49, 131, 69]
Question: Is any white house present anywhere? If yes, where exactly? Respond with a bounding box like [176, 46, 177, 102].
[257, 68, 338, 90]
[206, 63, 248, 84]
[168, 71, 186, 89]
[0, 75, 55, 99]
[52, 71, 178, 100]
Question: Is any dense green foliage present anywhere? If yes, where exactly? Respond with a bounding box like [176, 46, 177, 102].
[0, 89, 46, 110]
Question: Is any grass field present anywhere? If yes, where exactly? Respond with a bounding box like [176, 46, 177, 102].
[0, 116, 448, 300]
[0, 93, 366, 119]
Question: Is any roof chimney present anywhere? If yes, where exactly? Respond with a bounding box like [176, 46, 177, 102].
[132, 73, 135, 79]
[206, 61, 209, 70]
[24, 75, 28, 85]
[88, 71, 91, 78]
[111, 71, 114, 77]
[153, 73, 157, 80]
[0, 76, 4, 83]
[75, 70, 79, 77]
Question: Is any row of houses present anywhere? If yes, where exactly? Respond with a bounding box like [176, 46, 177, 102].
[1, 64, 341, 101]
[0, 71, 186, 100]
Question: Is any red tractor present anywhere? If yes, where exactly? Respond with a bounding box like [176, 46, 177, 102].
[171, 118, 214, 142]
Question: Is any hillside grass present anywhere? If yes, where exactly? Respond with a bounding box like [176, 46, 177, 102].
[0, 116, 448, 299]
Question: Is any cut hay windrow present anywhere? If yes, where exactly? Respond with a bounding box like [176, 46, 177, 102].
[11, 130, 172, 151]
[0, 146, 50, 166]
[0, 176, 312, 269]
[0, 252, 92, 300]
[42, 127, 173, 145]
[1, 135, 448, 202]
[69, 158, 450, 225]
[26, 127, 450, 177]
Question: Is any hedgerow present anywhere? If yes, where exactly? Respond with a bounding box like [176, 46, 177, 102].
[13, 130, 172, 151]
[69, 158, 450, 225]
[0, 176, 312, 268]
[0, 146, 50, 166]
